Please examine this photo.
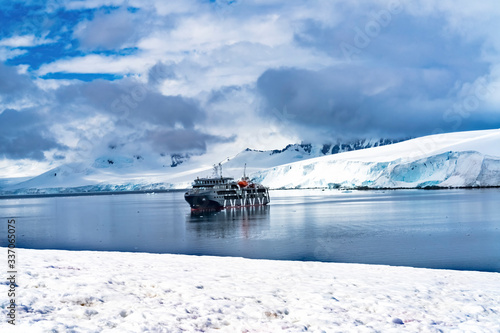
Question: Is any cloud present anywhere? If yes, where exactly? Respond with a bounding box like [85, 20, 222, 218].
[0, 108, 66, 160]
[147, 61, 177, 86]
[73, 8, 140, 50]
[0, 64, 63, 161]
[145, 128, 235, 155]
[0, 63, 43, 108]
[294, 7, 488, 77]
[0, 34, 56, 47]
[0, 63, 36, 95]
[37, 54, 149, 76]
[1, 61, 235, 162]
[252, 1, 500, 141]
[54, 78, 204, 127]
[38, 1, 332, 90]
[2, 0, 500, 172]
[256, 65, 500, 141]
[50, 76, 234, 156]
[0, 48, 27, 61]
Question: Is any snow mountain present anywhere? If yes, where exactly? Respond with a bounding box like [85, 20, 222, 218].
[223, 138, 407, 171]
[0, 151, 197, 196]
[252, 129, 500, 189]
[0, 138, 407, 195]
[1, 130, 499, 195]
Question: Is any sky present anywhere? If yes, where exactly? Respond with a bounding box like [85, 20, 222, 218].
[1, 0, 500, 177]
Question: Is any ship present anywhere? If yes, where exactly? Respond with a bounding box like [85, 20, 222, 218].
[184, 164, 270, 210]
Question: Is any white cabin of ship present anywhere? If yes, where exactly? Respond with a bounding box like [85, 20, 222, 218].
[193, 177, 234, 188]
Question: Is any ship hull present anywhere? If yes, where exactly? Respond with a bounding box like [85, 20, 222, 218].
[184, 193, 222, 210]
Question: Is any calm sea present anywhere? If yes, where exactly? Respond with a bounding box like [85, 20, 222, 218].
[1, 188, 499, 272]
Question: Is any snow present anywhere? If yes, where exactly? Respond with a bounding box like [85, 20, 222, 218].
[253, 129, 500, 189]
[1, 129, 500, 195]
[0, 140, 403, 196]
[1, 248, 499, 332]
[223, 139, 404, 171]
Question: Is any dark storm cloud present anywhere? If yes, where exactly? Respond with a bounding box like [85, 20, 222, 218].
[206, 85, 243, 104]
[294, 12, 488, 82]
[55, 78, 204, 128]
[148, 62, 177, 87]
[145, 128, 235, 155]
[52, 76, 234, 155]
[253, 5, 497, 141]
[0, 108, 65, 160]
[0, 64, 62, 160]
[130, 94, 203, 129]
[0, 63, 40, 102]
[0, 61, 234, 161]
[256, 65, 500, 140]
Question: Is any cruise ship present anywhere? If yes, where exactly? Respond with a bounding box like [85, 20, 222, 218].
[184, 164, 270, 210]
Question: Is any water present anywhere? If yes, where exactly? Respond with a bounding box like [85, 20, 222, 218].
[1, 189, 500, 272]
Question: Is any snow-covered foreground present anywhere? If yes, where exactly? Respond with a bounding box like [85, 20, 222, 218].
[2, 249, 500, 332]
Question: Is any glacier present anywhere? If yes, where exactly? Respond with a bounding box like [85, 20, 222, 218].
[253, 151, 500, 189]
[252, 129, 500, 189]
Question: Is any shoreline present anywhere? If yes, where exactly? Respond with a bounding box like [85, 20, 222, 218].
[1, 185, 499, 200]
[1, 248, 499, 332]
[0, 189, 186, 200]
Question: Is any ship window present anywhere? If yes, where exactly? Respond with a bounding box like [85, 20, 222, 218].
[218, 190, 237, 194]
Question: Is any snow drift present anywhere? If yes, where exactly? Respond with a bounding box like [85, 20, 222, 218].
[3, 248, 500, 332]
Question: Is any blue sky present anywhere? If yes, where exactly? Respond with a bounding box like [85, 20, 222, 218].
[1, 0, 500, 176]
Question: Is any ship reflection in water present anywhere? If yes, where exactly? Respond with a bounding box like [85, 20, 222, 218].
[186, 205, 271, 239]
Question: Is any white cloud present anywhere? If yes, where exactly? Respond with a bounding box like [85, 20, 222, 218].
[0, 35, 37, 47]
[61, 0, 198, 13]
[137, 12, 292, 53]
[151, 0, 199, 16]
[0, 34, 56, 48]
[62, 0, 128, 10]
[73, 9, 140, 50]
[37, 54, 152, 75]
[0, 158, 52, 178]
[38, 5, 334, 96]
[0, 47, 27, 61]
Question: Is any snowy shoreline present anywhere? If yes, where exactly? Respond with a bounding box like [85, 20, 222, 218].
[1, 248, 500, 332]
[2, 185, 500, 200]
[2, 130, 500, 196]
[0, 188, 185, 200]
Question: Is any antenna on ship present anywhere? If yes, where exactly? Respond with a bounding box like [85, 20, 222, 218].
[244, 163, 246, 179]
[212, 161, 224, 178]
[212, 164, 218, 178]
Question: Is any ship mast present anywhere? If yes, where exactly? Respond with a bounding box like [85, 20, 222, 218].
[212, 162, 223, 178]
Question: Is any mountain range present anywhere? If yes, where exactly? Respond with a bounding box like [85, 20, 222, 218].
[1, 131, 499, 196]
